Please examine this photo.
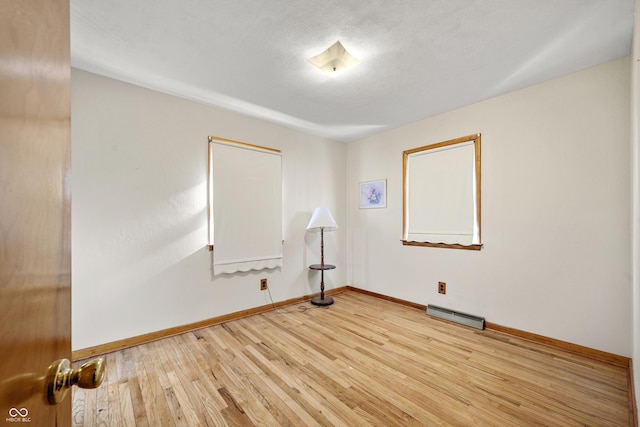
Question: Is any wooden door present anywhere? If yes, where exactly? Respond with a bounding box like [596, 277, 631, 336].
[0, 0, 72, 425]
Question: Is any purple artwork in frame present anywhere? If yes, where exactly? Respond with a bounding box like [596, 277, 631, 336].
[359, 179, 387, 209]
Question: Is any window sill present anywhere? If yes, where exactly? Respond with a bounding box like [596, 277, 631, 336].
[401, 240, 483, 251]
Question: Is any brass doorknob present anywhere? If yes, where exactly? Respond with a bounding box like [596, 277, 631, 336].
[45, 358, 105, 404]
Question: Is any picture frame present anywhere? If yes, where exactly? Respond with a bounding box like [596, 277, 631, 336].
[359, 179, 387, 209]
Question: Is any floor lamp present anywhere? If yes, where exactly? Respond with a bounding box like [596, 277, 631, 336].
[306, 207, 338, 306]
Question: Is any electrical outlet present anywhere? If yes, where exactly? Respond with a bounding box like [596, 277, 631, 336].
[438, 281, 446, 294]
[260, 278, 268, 291]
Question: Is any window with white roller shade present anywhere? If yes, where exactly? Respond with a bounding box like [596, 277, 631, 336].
[208, 137, 282, 275]
[402, 133, 481, 250]
[407, 141, 476, 244]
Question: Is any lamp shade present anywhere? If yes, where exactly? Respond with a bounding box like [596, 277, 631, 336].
[306, 207, 338, 232]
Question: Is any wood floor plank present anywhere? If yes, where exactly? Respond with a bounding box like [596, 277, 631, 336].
[241, 345, 323, 426]
[133, 356, 162, 426]
[103, 352, 123, 427]
[191, 380, 230, 427]
[73, 291, 631, 426]
[116, 381, 136, 427]
[71, 386, 85, 427]
[94, 364, 110, 427]
[139, 345, 176, 425]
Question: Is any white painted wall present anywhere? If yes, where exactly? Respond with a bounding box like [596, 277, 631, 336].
[71, 69, 347, 350]
[347, 58, 632, 356]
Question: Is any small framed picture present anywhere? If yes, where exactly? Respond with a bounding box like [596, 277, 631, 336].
[359, 179, 387, 209]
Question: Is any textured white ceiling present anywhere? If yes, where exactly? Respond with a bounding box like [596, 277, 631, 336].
[71, 1, 635, 142]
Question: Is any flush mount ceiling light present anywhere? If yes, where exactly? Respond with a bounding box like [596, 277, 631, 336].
[308, 40, 361, 74]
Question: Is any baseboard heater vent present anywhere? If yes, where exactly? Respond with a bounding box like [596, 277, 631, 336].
[426, 305, 485, 330]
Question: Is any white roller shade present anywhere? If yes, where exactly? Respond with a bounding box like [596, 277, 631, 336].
[210, 140, 282, 275]
[407, 141, 476, 245]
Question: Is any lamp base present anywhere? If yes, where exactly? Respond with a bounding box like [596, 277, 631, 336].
[311, 295, 334, 306]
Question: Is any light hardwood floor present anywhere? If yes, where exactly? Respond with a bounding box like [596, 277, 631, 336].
[72, 291, 631, 426]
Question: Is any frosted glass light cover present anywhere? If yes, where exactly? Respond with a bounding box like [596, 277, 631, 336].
[308, 41, 361, 73]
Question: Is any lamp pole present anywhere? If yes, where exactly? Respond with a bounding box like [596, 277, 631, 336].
[320, 227, 325, 267]
[319, 227, 326, 300]
[310, 225, 335, 306]
[307, 208, 336, 306]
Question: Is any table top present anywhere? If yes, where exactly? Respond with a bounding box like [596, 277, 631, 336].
[309, 264, 336, 270]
